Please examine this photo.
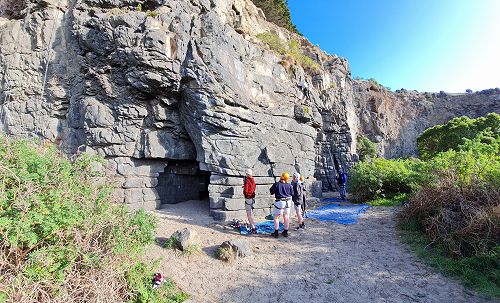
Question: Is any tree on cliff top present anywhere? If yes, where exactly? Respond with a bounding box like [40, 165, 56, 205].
[251, 0, 300, 34]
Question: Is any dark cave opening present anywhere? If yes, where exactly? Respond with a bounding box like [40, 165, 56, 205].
[156, 160, 210, 204]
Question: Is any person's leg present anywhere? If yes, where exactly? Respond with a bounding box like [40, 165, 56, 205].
[245, 199, 256, 228]
[272, 212, 281, 238]
[296, 208, 304, 225]
[284, 211, 290, 230]
[273, 214, 280, 230]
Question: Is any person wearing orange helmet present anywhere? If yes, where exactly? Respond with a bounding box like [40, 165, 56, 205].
[269, 172, 293, 238]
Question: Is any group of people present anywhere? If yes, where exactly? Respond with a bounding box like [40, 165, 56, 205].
[243, 169, 306, 238]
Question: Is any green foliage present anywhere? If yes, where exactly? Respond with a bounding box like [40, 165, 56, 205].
[349, 158, 430, 202]
[400, 222, 500, 298]
[256, 32, 320, 73]
[163, 235, 180, 249]
[146, 10, 159, 18]
[0, 137, 186, 301]
[215, 246, 234, 262]
[250, 0, 300, 34]
[368, 78, 381, 87]
[417, 112, 500, 160]
[356, 136, 377, 161]
[256, 32, 287, 55]
[126, 262, 190, 303]
[367, 193, 409, 207]
[429, 134, 500, 186]
[288, 40, 320, 73]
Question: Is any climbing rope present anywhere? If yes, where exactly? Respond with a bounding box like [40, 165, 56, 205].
[39, 0, 62, 102]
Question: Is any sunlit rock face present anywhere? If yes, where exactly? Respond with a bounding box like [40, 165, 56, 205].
[0, 0, 356, 218]
[352, 80, 500, 158]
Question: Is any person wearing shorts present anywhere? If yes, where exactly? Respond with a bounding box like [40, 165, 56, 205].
[243, 169, 257, 234]
[269, 172, 293, 238]
[292, 173, 305, 230]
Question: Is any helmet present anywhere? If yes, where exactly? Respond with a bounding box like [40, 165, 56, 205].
[299, 176, 304, 182]
[280, 172, 290, 181]
[245, 169, 253, 176]
[293, 172, 300, 180]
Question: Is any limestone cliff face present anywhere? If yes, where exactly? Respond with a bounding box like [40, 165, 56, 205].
[353, 80, 500, 158]
[0, 0, 355, 217]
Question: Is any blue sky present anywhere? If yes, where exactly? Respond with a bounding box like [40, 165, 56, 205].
[288, 0, 500, 93]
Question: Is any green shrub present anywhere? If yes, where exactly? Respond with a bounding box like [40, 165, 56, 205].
[146, 10, 159, 18]
[349, 158, 430, 202]
[417, 112, 500, 160]
[356, 136, 377, 161]
[163, 235, 180, 249]
[250, 0, 300, 34]
[367, 193, 409, 207]
[127, 262, 190, 303]
[257, 33, 320, 73]
[0, 136, 186, 302]
[288, 40, 320, 73]
[256, 32, 287, 55]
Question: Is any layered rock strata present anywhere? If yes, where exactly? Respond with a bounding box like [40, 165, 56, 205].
[0, 0, 356, 219]
[353, 80, 500, 158]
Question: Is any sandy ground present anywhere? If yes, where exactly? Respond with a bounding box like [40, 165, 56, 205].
[146, 199, 496, 303]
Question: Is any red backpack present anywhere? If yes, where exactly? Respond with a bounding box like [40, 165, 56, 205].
[243, 176, 256, 198]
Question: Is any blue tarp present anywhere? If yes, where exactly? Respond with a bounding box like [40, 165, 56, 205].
[240, 221, 284, 235]
[305, 203, 370, 224]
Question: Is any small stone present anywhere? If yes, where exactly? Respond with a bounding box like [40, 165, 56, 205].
[220, 239, 252, 258]
[171, 228, 199, 251]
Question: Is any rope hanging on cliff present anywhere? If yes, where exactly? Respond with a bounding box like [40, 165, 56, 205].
[39, 0, 62, 102]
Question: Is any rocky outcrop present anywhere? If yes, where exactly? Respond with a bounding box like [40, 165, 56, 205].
[353, 80, 500, 158]
[0, 0, 355, 217]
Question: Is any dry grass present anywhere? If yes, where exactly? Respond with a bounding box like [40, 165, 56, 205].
[399, 174, 500, 257]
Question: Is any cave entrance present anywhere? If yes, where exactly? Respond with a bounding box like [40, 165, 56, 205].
[157, 160, 210, 204]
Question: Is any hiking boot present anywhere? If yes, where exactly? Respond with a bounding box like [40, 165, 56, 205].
[281, 230, 289, 237]
[251, 228, 257, 234]
[295, 223, 305, 231]
[272, 230, 279, 238]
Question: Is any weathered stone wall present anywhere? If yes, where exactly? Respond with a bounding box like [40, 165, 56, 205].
[0, 0, 355, 219]
[353, 80, 500, 158]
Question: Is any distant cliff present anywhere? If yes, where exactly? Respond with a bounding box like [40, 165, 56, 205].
[352, 80, 500, 158]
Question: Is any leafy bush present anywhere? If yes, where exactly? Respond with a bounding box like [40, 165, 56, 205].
[348, 158, 429, 202]
[357, 136, 377, 161]
[417, 112, 500, 160]
[163, 235, 180, 249]
[256, 32, 287, 55]
[367, 193, 409, 207]
[257, 32, 320, 73]
[182, 244, 201, 257]
[250, 0, 300, 34]
[0, 137, 185, 302]
[398, 136, 499, 296]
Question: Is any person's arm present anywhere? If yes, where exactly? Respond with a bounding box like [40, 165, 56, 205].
[269, 183, 276, 195]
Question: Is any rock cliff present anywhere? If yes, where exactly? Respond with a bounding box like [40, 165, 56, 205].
[0, 0, 356, 218]
[353, 80, 500, 158]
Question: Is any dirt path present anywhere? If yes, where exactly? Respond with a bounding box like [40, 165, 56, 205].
[146, 200, 495, 303]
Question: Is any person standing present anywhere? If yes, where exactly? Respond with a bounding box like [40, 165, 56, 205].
[243, 169, 257, 234]
[336, 167, 347, 200]
[292, 173, 305, 230]
[269, 172, 293, 238]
